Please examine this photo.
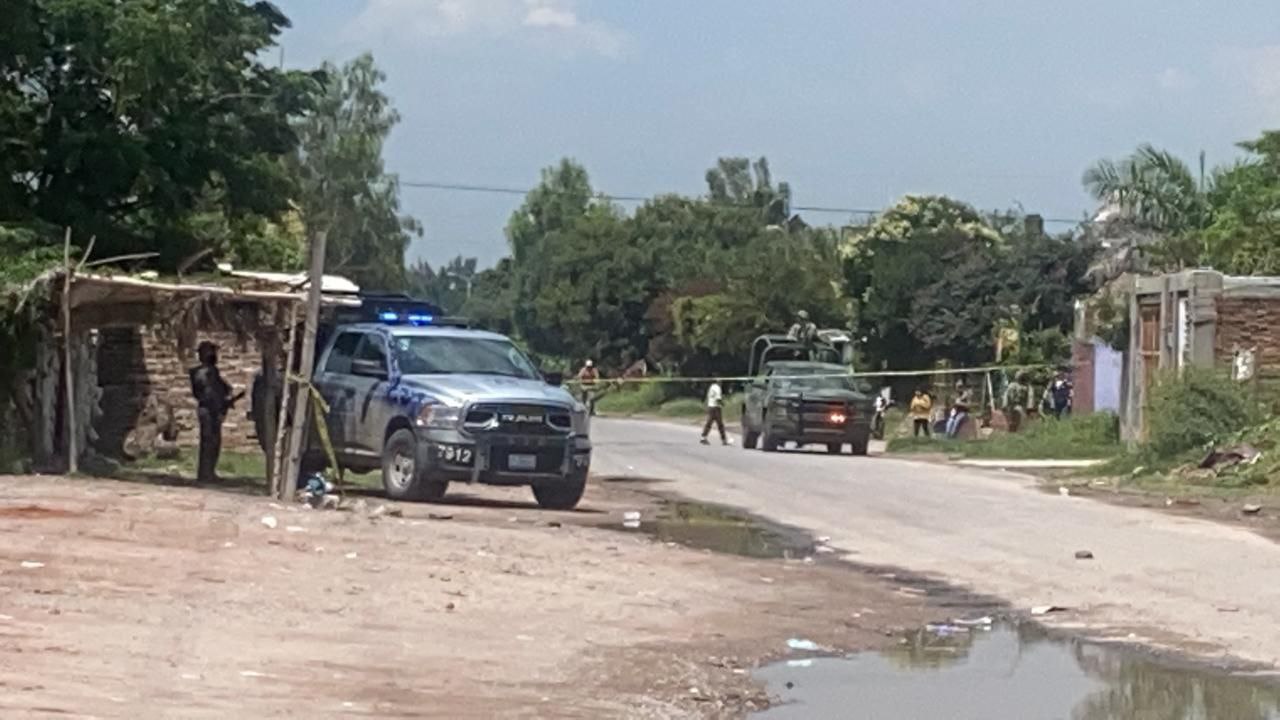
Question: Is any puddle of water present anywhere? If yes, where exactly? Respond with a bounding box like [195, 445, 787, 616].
[615, 500, 815, 559]
[755, 623, 1280, 720]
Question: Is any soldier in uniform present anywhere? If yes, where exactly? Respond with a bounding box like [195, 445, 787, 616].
[189, 341, 233, 484]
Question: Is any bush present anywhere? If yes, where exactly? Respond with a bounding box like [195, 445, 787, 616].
[1144, 368, 1261, 459]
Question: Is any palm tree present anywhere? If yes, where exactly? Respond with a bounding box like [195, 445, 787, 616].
[1083, 145, 1212, 233]
[1082, 145, 1225, 280]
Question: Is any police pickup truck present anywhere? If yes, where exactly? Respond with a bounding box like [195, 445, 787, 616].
[259, 297, 592, 510]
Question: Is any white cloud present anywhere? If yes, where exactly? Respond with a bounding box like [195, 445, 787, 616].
[352, 0, 625, 57]
[523, 4, 578, 30]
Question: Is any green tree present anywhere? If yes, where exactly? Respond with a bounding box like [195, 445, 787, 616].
[406, 255, 478, 314]
[842, 195, 1001, 368]
[1083, 145, 1212, 232]
[705, 156, 792, 224]
[293, 53, 419, 290]
[0, 0, 318, 267]
[1198, 131, 1280, 275]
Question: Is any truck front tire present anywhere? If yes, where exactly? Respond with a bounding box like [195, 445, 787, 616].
[850, 433, 870, 456]
[532, 468, 588, 510]
[382, 428, 448, 502]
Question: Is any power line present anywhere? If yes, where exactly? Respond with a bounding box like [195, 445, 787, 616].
[399, 179, 1094, 225]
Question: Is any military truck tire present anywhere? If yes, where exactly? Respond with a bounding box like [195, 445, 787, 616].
[382, 429, 448, 502]
[532, 468, 588, 510]
[742, 428, 759, 450]
[850, 434, 870, 456]
[761, 429, 780, 452]
[826, 443, 843, 455]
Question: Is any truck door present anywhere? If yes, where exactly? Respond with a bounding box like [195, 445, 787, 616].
[314, 331, 363, 455]
[746, 368, 770, 428]
[348, 334, 392, 457]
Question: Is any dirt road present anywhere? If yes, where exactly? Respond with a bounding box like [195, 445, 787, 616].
[0, 474, 943, 719]
[591, 418, 1280, 669]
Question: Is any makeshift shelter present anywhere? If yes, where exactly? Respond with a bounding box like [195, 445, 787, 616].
[17, 270, 358, 476]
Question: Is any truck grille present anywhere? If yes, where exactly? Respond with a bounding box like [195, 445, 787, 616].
[800, 400, 852, 424]
[463, 403, 572, 436]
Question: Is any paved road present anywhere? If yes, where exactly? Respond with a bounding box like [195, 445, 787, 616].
[591, 418, 1280, 668]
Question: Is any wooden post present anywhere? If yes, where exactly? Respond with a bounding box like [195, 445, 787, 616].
[61, 228, 76, 474]
[271, 302, 299, 499]
[280, 230, 327, 501]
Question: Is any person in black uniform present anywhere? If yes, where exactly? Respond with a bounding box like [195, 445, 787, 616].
[189, 341, 233, 484]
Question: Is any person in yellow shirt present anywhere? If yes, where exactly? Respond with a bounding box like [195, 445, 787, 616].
[909, 388, 933, 437]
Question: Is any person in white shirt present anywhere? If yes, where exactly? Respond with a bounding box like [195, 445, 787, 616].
[700, 379, 728, 445]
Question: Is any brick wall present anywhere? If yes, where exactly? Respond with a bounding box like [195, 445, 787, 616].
[1071, 341, 1096, 415]
[1214, 297, 1280, 368]
[95, 328, 265, 455]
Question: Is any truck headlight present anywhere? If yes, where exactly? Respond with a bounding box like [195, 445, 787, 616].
[418, 404, 462, 429]
[571, 404, 590, 435]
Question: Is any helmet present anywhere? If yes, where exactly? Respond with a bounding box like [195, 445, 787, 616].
[797, 310, 810, 320]
[585, 360, 594, 368]
[197, 341, 218, 364]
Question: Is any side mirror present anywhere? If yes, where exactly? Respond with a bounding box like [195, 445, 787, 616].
[544, 372, 564, 387]
[351, 358, 388, 380]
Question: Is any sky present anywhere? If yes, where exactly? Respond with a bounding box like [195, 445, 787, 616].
[272, 0, 1280, 269]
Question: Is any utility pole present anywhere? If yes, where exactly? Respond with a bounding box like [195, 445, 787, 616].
[280, 229, 328, 500]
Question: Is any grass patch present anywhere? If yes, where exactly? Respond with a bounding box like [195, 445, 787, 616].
[888, 413, 1122, 460]
[130, 448, 267, 480]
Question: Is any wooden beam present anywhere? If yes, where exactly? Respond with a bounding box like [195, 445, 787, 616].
[62, 228, 76, 474]
[280, 229, 328, 500]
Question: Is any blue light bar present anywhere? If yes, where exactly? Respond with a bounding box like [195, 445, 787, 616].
[407, 313, 434, 326]
[378, 311, 401, 323]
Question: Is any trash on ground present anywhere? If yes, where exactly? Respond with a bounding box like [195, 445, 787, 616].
[953, 616, 993, 628]
[19, 561, 45, 569]
[260, 516, 278, 529]
[1198, 444, 1263, 471]
[786, 638, 821, 652]
[298, 474, 335, 508]
[623, 511, 641, 522]
[786, 659, 814, 668]
[1058, 486, 1071, 497]
[1031, 605, 1067, 616]
[816, 536, 831, 543]
[815, 546, 836, 554]
[622, 520, 641, 529]
[926, 623, 968, 637]
[344, 552, 358, 560]
[1243, 504, 1263, 515]
[1074, 550, 1094, 560]
[428, 513, 454, 521]
[285, 526, 306, 533]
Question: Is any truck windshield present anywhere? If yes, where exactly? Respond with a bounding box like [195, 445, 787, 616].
[393, 336, 540, 379]
[771, 373, 858, 393]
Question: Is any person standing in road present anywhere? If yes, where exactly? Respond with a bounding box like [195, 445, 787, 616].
[576, 359, 600, 416]
[700, 379, 729, 446]
[188, 341, 234, 484]
[910, 388, 933, 437]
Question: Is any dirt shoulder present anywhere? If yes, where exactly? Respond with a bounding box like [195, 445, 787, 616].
[0, 474, 954, 719]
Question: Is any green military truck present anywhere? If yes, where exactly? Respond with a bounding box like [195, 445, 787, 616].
[739, 331, 875, 455]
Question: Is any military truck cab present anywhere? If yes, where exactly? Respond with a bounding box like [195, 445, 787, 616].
[741, 331, 874, 456]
